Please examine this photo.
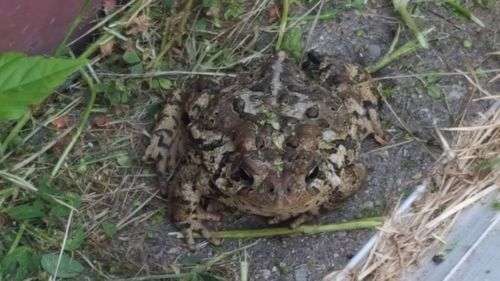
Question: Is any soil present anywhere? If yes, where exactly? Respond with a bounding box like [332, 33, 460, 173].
[112, 2, 499, 281]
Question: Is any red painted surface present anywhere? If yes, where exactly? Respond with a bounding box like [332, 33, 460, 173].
[0, 0, 102, 55]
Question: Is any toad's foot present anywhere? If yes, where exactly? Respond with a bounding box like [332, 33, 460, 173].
[178, 218, 221, 251]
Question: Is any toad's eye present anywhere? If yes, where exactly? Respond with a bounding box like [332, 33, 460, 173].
[305, 165, 319, 183]
[232, 166, 254, 186]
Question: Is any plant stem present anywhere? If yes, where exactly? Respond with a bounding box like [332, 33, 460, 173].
[444, 0, 485, 27]
[51, 68, 96, 177]
[275, 0, 290, 51]
[79, 0, 144, 59]
[7, 222, 26, 255]
[211, 217, 383, 239]
[366, 39, 421, 73]
[55, 0, 92, 56]
[0, 111, 31, 156]
[393, 0, 429, 48]
[152, 0, 193, 69]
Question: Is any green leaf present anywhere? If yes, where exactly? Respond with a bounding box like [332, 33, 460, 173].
[5, 200, 46, 220]
[492, 200, 500, 210]
[224, 1, 243, 20]
[50, 192, 82, 217]
[162, 0, 174, 8]
[122, 51, 141, 64]
[202, 0, 218, 7]
[476, 158, 500, 171]
[130, 63, 144, 74]
[426, 84, 442, 100]
[194, 18, 208, 33]
[282, 28, 303, 63]
[116, 154, 132, 166]
[99, 79, 133, 105]
[158, 78, 172, 90]
[0, 247, 40, 281]
[179, 254, 203, 266]
[0, 187, 16, 207]
[64, 225, 85, 251]
[0, 52, 87, 120]
[347, 0, 365, 9]
[199, 272, 225, 281]
[40, 254, 84, 278]
[101, 221, 118, 238]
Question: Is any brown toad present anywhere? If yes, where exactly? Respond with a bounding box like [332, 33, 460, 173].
[143, 51, 388, 249]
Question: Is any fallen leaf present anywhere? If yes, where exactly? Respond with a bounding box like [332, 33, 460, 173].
[102, 0, 117, 14]
[0, 214, 8, 230]
[92, 116, 110, 128]
[122, 39, 137, 52]
[52, 134, 71, 154]
[100, 39, 115, 57]
[126, 15, 151, 35]
[268, 5, 280, 24]
[51, 115, 71, 129]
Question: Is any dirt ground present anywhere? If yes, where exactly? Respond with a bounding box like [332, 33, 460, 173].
[106, 2, 500, 281]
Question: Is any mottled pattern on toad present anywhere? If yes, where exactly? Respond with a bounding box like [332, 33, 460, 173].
[143, 51, 389, 249]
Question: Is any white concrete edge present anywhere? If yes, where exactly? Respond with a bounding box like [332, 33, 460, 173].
[322, 184, 427, 281]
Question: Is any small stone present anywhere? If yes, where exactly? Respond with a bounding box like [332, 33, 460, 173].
[272, 266, 278, 272]
[167, 247, 181, 254]
[294, 266, 308, 281]
[368, 44, 382, 58]
[362, 201, 374, 210]
[261, 269, 272, 279]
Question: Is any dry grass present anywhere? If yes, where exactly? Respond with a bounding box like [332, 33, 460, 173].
[324, 95, 499, 280]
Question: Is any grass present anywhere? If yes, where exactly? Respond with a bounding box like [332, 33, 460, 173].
[0, 0, 499, 280]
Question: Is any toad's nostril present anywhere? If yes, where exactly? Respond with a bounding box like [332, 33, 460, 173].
[305, 166, 319, 184]
[237, 167, 254, 186]
[232, 98, 245, 114]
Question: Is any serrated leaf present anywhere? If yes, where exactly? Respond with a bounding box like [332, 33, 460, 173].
[5, 200, 46, 220]
[282, 28, 303, 63]
[40, 254, 84, 278]
[0, 247, 40, 281]
[0, 52, 87, 120]
[122, 51, 141, 64]
[101, 221, 118, 237]
[64, 225, 85, 251]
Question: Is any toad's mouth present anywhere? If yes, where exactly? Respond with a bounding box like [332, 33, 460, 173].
[226, 185, 327, 218]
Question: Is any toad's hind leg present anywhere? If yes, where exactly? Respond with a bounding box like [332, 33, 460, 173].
[169, 166, 221, 250]
[361, 100, 390, 145]
[143, 90, 186, 196]
[324, 163, 367, 210]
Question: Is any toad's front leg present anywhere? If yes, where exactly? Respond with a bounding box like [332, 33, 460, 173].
[169, 166, 221, 250]
[143, 90, 186, 197]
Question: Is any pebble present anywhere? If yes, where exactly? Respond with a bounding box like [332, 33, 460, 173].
[294, 266, 308, 281]
[167, 247, 181, 254]
[368, 44, 382, 57]
[261, 269, 271, 279]
[362, 200, 374, 210]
